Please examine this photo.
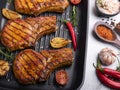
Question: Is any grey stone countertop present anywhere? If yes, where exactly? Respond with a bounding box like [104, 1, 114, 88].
[81, 0, 120, 90]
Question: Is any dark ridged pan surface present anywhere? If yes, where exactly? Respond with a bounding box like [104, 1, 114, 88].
[0, 0, 88, 89]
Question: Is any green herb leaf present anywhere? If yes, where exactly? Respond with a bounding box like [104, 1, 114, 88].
[0, 49, 13, 60]
[71, 6, 78, 27]
[116, 56, 120, 72]
[7, 0, 12, 3]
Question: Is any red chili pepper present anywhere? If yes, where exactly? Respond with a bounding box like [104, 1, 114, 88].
[100, 68, 120, 79]
[64, 20, 77, 51]
[96, 60, 120, 79]
[96, 69, 120, 89]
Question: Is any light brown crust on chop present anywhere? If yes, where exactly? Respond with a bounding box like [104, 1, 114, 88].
[13, 49, 46, 84]
[13, 48, 73, 84]
[39, 48, 73, 81]
[1, 16, 57, 51]
[14, 0, 69, 16]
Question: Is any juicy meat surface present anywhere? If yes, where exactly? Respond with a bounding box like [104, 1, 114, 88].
[13, 48, 73, 84]
[1, 16, 57, 51]
[14, 0, 69, 16]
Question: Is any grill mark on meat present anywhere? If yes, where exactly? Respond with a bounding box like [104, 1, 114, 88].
[22, 20, 40, 36]
[29, 0, 38, 10]
[18, 55, 36, 81]
[9, 25, 34, 41]
[7, 24, 34, 41]
[14, 64, 30, 82]
[30, 0, 38, 8]
[15, 0, 23, 12]
[15, 60, 33, 82]
[14, 19, 33, 30]
[39, 2, 45, 8]
[25, 18, 41, 28]
[3, 30, 18, 43]
[24, 20, 56, 41]
[24, 52, 44, 77]
[5, 26, 28, 45]
[42, 23, 55, 32]
[40, 51, 52, 61]
[31, 51, 46, 66]
[24, 20, 36, 29]
[21, 53, 40, 80]
[26, 54, 43, 68]
[35, 0, 41, 8]
[9, 21, 35, 39]
[24, 51, 44, 69]
[25, 0, 32, 13]
[19, 0, 29, 13]
[34, 28, 56, 42]
[6, 25, 31, 44]
[1, 32, 16, 46]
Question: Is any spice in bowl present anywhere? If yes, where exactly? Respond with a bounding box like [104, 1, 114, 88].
[96, 25, 115, 41]
[96, 0, 120, 16]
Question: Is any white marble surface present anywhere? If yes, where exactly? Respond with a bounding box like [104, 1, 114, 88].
[81, 0, 120, 90]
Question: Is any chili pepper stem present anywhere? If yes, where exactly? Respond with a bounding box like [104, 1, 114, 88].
[93, 63, 103, 72]
[116, 56, 120, 71]
[63, 20, 68, 23]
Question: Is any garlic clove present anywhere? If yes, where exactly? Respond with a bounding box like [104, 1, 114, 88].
[99, 48, 117, 65]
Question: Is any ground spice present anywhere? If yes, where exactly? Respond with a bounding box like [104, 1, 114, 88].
[97, 25, 115, 40]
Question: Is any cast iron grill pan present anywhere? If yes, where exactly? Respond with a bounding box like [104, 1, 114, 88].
[0, 0, 88, 90]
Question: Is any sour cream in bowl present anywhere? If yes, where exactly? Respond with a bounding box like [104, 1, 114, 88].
[95, 0, 120, 17]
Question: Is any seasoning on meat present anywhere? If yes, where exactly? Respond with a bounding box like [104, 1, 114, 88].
[1, 16, 57, 51]
[13, 48, 73, 84]
[14, 0, 69, 16]
[97, 25, 115, 41]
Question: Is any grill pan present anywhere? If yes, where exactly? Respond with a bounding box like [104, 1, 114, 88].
[0, 0, 88, 90]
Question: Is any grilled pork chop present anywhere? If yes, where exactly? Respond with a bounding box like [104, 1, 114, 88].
[13, 48, 73, 84]
[1, 16, 57, 51]
[15, 0, 69, 16]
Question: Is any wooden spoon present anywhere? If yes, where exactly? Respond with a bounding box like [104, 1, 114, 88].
[94, 21, 120, 47]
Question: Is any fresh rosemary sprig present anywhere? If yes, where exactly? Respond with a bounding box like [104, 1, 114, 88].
[7, 0, 12, 3]
[71, 6, 78, 27]
[0, 47, 13, 60]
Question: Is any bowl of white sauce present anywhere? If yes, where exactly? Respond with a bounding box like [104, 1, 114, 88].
[95, 0, 120, 17]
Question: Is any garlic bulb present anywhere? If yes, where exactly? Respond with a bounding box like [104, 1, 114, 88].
[99, 48, 117, 65]
[50, 37, 71, 48]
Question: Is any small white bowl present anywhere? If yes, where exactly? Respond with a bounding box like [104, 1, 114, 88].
[95, 0, 120, 17]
